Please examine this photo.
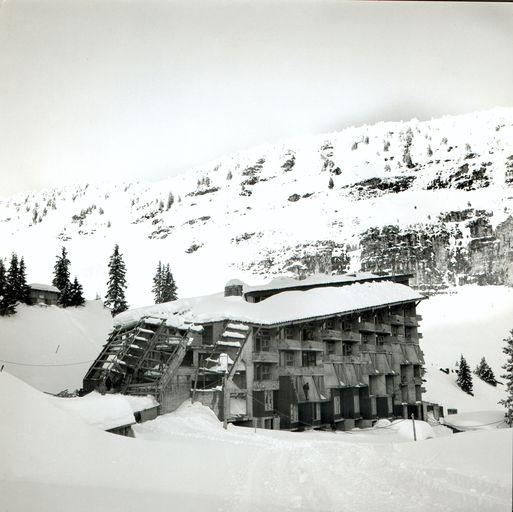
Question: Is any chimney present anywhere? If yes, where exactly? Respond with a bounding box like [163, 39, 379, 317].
[224, 279, 244, 297]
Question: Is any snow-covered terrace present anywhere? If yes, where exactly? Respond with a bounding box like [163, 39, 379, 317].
[114, 281, 424, 330]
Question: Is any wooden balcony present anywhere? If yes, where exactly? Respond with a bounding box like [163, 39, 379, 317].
[389, 314, 404, 325]
[302, 340, 324, 352]
[404, 317, 418, 327]
[252, 379, 280, 391]
[358, 321, 376, 332]
[278, 365, 324, 377]
[341, 331, 361, 343]
[252, 351, 279, 364]
[322, 354, 347, 363]
[321, 329, 342, 341]
[388, 334, 405, 344]
[416, 314, 423, 321]
[279, 339, 302, 351]
[374, 323, 392, 335]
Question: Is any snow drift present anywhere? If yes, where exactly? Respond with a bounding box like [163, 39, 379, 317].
[1, 372, 511, 512]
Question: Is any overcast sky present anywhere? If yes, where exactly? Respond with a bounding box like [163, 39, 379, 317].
[1, 0, 512, 196]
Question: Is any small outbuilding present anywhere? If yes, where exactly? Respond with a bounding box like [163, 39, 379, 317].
[29, 283, 60, 306]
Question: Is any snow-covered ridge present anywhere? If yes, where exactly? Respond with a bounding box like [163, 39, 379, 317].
[1, 108, 512, 305]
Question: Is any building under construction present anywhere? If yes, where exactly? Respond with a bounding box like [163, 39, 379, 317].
[83, 272, 442, 430]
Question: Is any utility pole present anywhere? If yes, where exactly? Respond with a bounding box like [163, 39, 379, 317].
[411, 413, 417, 441]
[223, 373, 229, 430]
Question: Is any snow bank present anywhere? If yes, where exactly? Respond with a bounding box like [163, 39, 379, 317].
[390, 419, 435, 441]
[1, 372, 511, 512]
[442, 410, 507, 432]
[49, 392, 136, 431]
[0, 300, 112, 393]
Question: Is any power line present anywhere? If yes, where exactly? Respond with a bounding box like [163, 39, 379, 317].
[0, 358, 95, 367]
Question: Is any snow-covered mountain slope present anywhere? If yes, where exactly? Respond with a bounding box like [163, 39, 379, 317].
[1, 372, 511, 512]
[1, 108, 513, 306]
[0, 301, 112, 393]
[420, 285, 511, 413]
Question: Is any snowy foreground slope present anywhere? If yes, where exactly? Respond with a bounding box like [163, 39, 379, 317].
[0, 301, 111, 393]
[0, 372, 511, 512]
[1, 108, 513, 305]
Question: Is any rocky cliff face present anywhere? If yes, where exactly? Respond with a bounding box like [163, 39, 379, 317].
[1, 108, 512, 301]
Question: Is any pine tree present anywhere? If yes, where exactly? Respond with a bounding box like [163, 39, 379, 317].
[17, 257, 31, 304]
[7, 254, 19, 300]
[68, 277, 85, 307]
[152, 261, 163, 304]
[52, 247, 72, 307]
[161, 264, 178, 302]
[499, 330, 513, 426]
[166, 192, 174, 210]
[0, 260, 16, 316]
[105, 244, 128, 316]
[328, 177, 334, 189]
[456, 354, 473, 395]
[474, 356, 496, 386]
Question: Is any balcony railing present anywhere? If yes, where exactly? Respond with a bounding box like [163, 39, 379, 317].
[404, 317, 418, 327]
[277, 366, 324, 377]
[279, 339, 302, 351]
[358, 321, 376, 332]
[302, 340, 324, 352]
[374, 323, 392, 335]
[389, 334, 405, 344]
[252, 351, 279, 364]
[320, 329, 342, 341]
[341, 331, 361, 343]
[389, 314, 404, 325]
[416, 314, 423, 321]
[252, 380, 280, 391]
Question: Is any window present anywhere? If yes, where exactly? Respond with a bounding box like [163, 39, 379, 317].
[255, 363, 271, 381]
[302, 326, 315, 341]
[313, 403, 321, 421]
[255, 330, 271, 351]
[392, 325, 399, 336]
[202, 325, 213, 344]
[342, 320, 352, 332]
[325, 342, 335, 355]
[302, 351, 316, 367]
[333, 395, 341, 416]
[283, 351, 294, 367]
[377, 335, 386, 345]
[325, 319, 335, 330]
[342, 343, 353, 356]
[290, 404, 298, 423]
[264, 418, 273, 429]
[264, 390, 273, 411]
[284, 327, 295, 340]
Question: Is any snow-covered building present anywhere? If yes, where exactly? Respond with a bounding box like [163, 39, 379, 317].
[28, 283, 60, 306]
[84, 272, 438, 430]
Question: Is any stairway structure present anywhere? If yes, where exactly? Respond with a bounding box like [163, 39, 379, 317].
[83, 316, 196, 404]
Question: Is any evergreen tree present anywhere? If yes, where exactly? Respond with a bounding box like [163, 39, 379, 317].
[105, 244, 128, 316]
[499, 330, 513, 426]
[456, 354, 473, 395]
[328, 177, 334, 189]
[17, 257, 31, 304]
[161, 264, 178, 302]
[53, 247, 72, 306]
[474, 356, 496, 386]
[166, 192, 174, 210]
[152, 261, 163, 304]
[69, 277, 85, 307]
[7, 254, 19, 300]
[0, 260, 16, 316]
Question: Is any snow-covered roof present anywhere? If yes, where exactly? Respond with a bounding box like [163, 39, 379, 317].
[29, 283, 60, 293]
[243, 272, 396, 295]
[225, 278, 245, 287]
[114, 281, 424, 329]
